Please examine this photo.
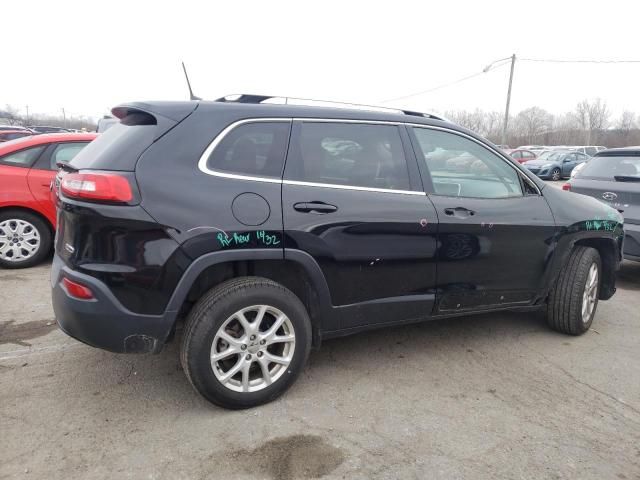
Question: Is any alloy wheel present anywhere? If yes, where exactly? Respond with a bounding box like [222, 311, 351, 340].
[581, 262, 599, 323]
[210, 305, 296, 393]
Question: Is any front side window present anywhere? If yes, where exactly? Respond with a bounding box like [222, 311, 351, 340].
[0, 145, 46, 168]
[285, 122, 411, 191]
[412, 127, 523, 199]
[50, 142, 89, 169]
[206, 121, 290, 179]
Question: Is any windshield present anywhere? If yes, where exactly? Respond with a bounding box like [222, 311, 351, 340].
[536, 151, 567, 162]
[578, 155, 640, 180]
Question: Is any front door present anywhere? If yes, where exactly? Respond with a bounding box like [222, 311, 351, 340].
[409, 126, 556, 313]
[562, 152, 578, 177]
[282, 120, 438, 331]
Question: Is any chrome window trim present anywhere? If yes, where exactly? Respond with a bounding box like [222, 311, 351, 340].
[197, 118, 291, 184]
[197, 116, 540, 197]
[408, 123, 542, 197]
[282, 179, 424, 196]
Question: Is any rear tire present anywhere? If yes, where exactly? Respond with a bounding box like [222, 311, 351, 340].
[546, 246, 601, 335]
[0, 210, 52, 269]
[180, 277, 312, 409]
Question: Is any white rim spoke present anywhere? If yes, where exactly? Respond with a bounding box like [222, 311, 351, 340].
[219, 358, 243, 384]
[217, 330, 243, 348]
[211, 345, 239, 362]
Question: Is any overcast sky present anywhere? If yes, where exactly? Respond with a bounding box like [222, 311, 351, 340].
[4, 0, 640, 121]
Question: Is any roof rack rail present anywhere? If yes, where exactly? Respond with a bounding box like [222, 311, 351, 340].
[214, 94, 444, 121]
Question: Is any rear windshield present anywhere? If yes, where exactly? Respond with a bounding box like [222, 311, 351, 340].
[69, 121, 158, 171]
[578, 155, 640, 180]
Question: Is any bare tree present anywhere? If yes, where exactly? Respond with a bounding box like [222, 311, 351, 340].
[573, 98, 610, 144]
[0, 105, 24, 125]
[617, 111, 636, 136]
[516, 107, 552, 143]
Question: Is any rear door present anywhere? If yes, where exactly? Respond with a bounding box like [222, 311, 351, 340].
[409, 126, 556, 313]
[282, 120, 438, 331]
[28, 142, 90, 223]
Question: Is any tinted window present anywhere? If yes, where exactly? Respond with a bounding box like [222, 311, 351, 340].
[585, 147, 597, 156]
[0, 132, 29, 141]
[0, 146, 46, 168]
[207, 122, 290, 179]
[50, 142, 89, 169]
[286, 122, 410, 190]
[579, 155, 640, 180]
[523, 151, 535, 159]
[412, 127, 523, 199]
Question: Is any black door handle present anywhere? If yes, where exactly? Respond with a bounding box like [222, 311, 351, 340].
[293, 202, 338, 214]
[444, 207, 476, 217]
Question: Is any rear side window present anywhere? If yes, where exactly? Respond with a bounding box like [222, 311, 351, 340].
[0, 146, 46, 168]
[412, 127, 523, 199]
[206, 121, 290, 179]
[50, 142, 89, 169]
[285, 122, 411, 191]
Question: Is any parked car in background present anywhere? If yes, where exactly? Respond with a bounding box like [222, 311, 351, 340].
[28, 126, 71, 134]
[0, 132, 97, 268]
[0, 130, 32, 142]
[504, 148, 537, 164]
[97, 115, 119, 133]
[523, 150, 589, 180]
[0, 125, 33, 132]
[51, 96, 622, 409]
[569, 146, 607, 156]
[570, 159, 589, 178]
[564, 147, 640, 261]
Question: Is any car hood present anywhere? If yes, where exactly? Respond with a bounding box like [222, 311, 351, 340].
[524, 160, 553, 167]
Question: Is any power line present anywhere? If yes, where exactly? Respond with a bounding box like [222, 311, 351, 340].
[521, 58, 640, 64]
[381, 61, 510, 103]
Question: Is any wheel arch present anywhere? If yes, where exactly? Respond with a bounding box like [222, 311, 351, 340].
[0, 205, 55, 236]
[165, 249, 335, 348]
[574, 236, 619, 300]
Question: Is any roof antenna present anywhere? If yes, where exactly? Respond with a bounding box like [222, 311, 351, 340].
[182, 61, 201, 101]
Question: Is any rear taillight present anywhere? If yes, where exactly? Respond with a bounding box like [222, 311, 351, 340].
[62, 277, 94, 300]
[562, 183, 571, 191]
[60, 173, 133, 203]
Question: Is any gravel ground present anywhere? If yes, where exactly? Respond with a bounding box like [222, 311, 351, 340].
[1, 195, 639, 479]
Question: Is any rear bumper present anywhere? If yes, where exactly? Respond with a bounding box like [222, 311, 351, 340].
[51, 255, 175, 353]
[623, 222, 640, 261]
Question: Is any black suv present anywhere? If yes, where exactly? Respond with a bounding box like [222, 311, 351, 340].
[52, 95, 624, 409]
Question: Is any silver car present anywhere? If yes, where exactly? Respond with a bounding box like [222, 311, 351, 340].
[567, 147, 640, 261]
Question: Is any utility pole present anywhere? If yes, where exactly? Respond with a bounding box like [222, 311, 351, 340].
[62, 108, 67, 128]
[501, 54, 516, 145]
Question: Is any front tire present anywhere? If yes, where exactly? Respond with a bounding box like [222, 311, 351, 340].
[180, 277, 312, 409]
[0, 210, 52, 269]
[550, 167, 561, 181]
[546, 246, 601, 335]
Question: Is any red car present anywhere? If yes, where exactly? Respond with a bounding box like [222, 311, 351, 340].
[0, 133, 97, 268]
[504, 149, 538, 164]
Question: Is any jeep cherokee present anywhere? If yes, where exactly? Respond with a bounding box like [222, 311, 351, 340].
[51, 95, 623, 409]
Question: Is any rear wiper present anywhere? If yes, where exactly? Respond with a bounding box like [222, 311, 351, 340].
[614, 175, 640, 182]
[56, 161, 77, 172]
